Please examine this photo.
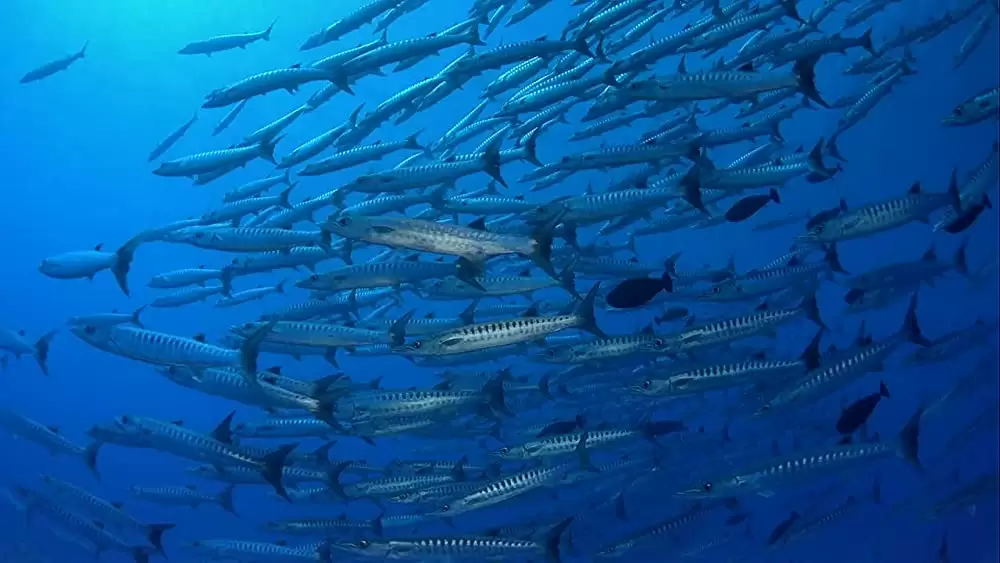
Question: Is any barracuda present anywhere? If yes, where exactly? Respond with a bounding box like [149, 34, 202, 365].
[698, 245, 846, 302]
[300, 132, 426, 176]
[676, 408, 923, 499]
[297, 257, 461, 292]
[432, 462, 576, 517]
[634, 333, 819, 397]
[130, 484, 236, 514]
[71, 322, 272, 383]
[759, 296, 930, 413]
[153, 137, 279, 177]
[424, 267, 577, 300]
[595, 502, 714, 559]
[935, 141, 998, 231]
[395, 284, 603, 356]
[658, 293, 825, 355]
[324, 214, 559, 278]
[94, 413, 297, 500]
[483, 56, 548, 99]
[164, 226, 332, 253]
[797, 178, 962, 244]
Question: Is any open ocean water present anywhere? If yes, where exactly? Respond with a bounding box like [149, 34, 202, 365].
[0, 0, 998, 561]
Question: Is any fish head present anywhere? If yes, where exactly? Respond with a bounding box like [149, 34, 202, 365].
[535, 346, 575, 364]
[489, 445, 524, 460]
[335, 539, 389, 558]
[185, 465, 216, 477]
[391, 339, 435, 356]
[675, 477, 731, 499]
[698, 280, 744, 301]
[68, 323, 116, 351]
[162, 226, 217, 244]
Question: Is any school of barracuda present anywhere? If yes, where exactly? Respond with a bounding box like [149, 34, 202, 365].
[4, 0, 999, 561]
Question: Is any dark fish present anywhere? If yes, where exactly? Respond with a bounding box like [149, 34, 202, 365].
[606, 271, 674, 309]
[836, 381, 890, 435]
[725, 188, 781, 223]
[536, 414, 586, 438]
[767, 511, 801, 545]
[806, 199, 847, 229]
[725, 512, 751, 526]
[654, 306, 689, 324]
[942, 194, 990, 234]
[844, 287, 865, 304]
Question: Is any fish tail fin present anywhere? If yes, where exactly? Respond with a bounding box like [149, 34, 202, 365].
[130, 305, 146, 328]
[147, 524, 176, 556]
[824, 243, 848, 274]
[372, 512, 385, 537]
[573, 33, 595, 58]
[576, 283, 606, 337]
[82, 442, 102, 481]
[324, 461, 351, 499]
[77, 41, 89, 59]
[879, 380, 890, 399]
[681, 164, 708, 215]
[481, 142, 506, 187]
[281, 168, 292, 186]
[218, 484, 238, 515]
[807, 137, 827, 173]
[459, 299, 478, 325]
[405, 130, 424, 151]
[793, 55, 828, 108]
[388, 310, 415, 347]
[544, 517, 575, 563]
[263, 18, 278, 41]
[466, 25, 485, 46]
[112, 239, 142, 297]
[900, 293, 932, 346]
[258, 135, 281, 164]
[260, 443, 298, 501]
[801, 291, 826, 330]
[769, 188, 781, 204]
[456, 257, 486, 290]
[528, 221, 559, 281]
[558, 262, 579, 299]
[947, 168, 963, 214]
[522, 127, 543, 166]
[897, 405, 925, 471]
[33, 330, 56, 376]
[954, 238, 969, 276]
[826, 134, 845, 162]
[278, 186, 294, 209]
[780, 0, 804, 22]
[482, 374, 513, 417]
[860, 27, 874, 54]
[239, 320, 276, 379]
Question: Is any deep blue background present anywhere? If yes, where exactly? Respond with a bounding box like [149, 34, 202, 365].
[0, 0, 997, 560]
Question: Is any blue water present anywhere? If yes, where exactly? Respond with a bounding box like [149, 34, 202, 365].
[1, 0, 997, 561]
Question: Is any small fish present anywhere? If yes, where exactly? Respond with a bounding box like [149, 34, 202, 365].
[20, 42, 87, 83]
[725, 189, 781, 222]
[606, 271, 674, 309]
[836, 381, 891, 435]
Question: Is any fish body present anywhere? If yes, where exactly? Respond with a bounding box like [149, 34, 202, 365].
[130, 484, 236, 514]
[148, 113, 198, 161]
[179, 20, 276, 55]
[202, 67, 348, 108]
[20, 43, 87, 83]
[798, 183, 959, 243]
[153, 138, 278, 177]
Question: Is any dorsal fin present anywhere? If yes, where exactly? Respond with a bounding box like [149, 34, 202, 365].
[676, 56, 687, 74]
[404, 254, 420, 262]
[210, 411, 236, 444]
[46, 425, 60, 434]
[467, 217, 487, 231]
[94, 243, 104, 251]
[111, 501, 125, 510]
[171, 420, 185, 426]
[738, 62, 754, 72]
[907, 182, 922, 194]
[518, 268, 531, 277]
[193, 333, 207, 343]
[265, 366, 282, 375]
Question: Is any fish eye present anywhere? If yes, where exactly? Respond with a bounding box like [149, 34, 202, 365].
[337, 217, 351, 227]
[441, 504, 451, 512]
[194, 232, 205, 239]
[500, 447, 509, 454]
[953, 107, 963, 115]
[309, 275, 319, 281]
[642, 380, 651, 389]
[654, 338, 664, 347]
[712, 286, 721, 294]
[411, 341, 422, 349]
[85, 325, 97, 335]
[358, 540, 369, 548]
[702, 482, 713, 492]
